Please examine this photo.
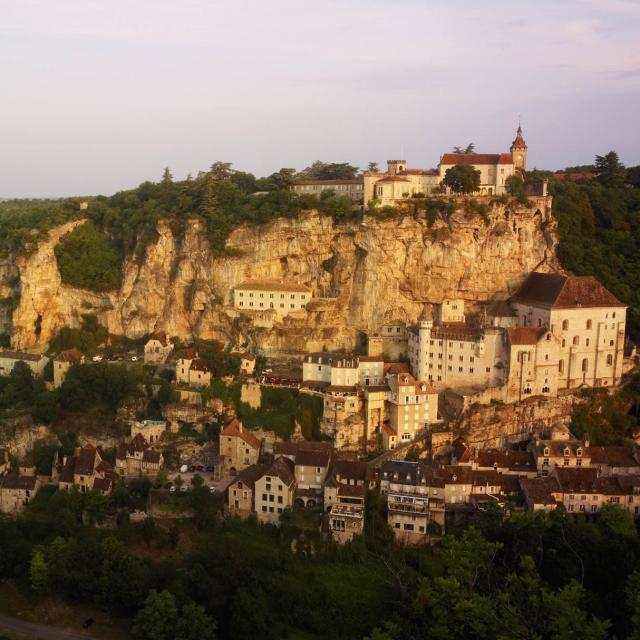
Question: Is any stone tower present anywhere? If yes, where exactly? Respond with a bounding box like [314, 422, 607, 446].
[510, 125, 527, 172]
[416, 303, 434, 382]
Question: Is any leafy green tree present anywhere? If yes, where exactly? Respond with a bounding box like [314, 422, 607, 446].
[598, 503, 637, 537]
[595, 151, 626, 189]
[175, 602, 217, 640]
[300, 161, 359, 180]
[442, 165, 481, 194]
[367, 162, 379, 173]
[505, 175, 529, 204]
[29, 548, 50, 597]
[132, 590, 178, 640]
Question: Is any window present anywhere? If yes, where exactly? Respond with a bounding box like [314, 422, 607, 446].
[562, 320, 569, 330]
[581, 358, 588, 372]
[486, 367, 491, 373]
[559, 360, 564, 374]
[606, 354, 613, 366]
[573, 336, 579, 346]
[586, 319, 592, 329]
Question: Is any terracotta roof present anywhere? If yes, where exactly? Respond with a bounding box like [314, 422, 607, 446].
[143, 450, 161, 464]
[451, 439, 473, 463]
[296, 447, 332, 468]
[235, 279, 311, 293]
[384, 362, 410, 376]
[507, 327, 548, 345]
[337, 484, 366, 499]
[511, 125, 527, 150]
[333, 459, 373, 483]
[511, 272, 625, 309]
[1, 475, 37, 491]
[430, 323, 483, 341]
[535, 439, 588, 458]
[220, 420, 261, 450]
[93, 477, 113, 493]
[554, 467, 599, 492]
[55, 348, 84, 363]
[326, 385, 357, 393]
[475, 449, 536, 472]
[149, 330, 169, 347]
[0, 350, 45, 362]
[75, 445, 98, 476]
[273, 441, 332, 457]
[519, 476, 559, 506]
[441, 465, 476, 484]
[376, 175, 410, 183]
[190, 358, 211, 373]
[615, 474, 640, 493]
[381, 423, 396, 437]
[440, 153, 513, 166]
[177, 348, 198, 360]
[398, 169, 439, 176]
[380, 461, 440, 486]
[588, 446, 639, 468]
[241, 353, 256, 361]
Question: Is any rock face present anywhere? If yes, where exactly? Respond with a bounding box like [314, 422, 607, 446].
[3, 196, 559, 355]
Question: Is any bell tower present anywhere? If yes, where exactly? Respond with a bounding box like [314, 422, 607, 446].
[510, 124, 527, 172]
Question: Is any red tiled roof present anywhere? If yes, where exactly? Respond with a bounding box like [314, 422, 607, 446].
[149, 330, 169, 347]
[440, 153, 513, 166]
[190, 358, 210, 373]
[1, 475, 37, 491]
[507, 327, 548, 345]
[56, 348, 84, 363]
[382, 423, 396, 437]
[519, 476, 559, 506]
[588, 446, 639, 468]
[178, 348, 198, 360]
[376, 176, 410, 183]
[512, 272, 625, 309]
[220, 419, 261, 450]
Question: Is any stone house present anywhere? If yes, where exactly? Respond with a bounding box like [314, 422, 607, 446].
[323, 459, 376, 512]
[472, 448, 537, 478]
[115, 433, 164, 477]
[588, 446, 640, 476]
[292, 178, 364, 203]
[293, 446, 333, 508]
[530, 428, 591, 476]
[364, 160, 440, 206]
[53, 348, 85, 388]
[240, 352, 256, 376]
[189, 359, 212, 387]
[510, 272, 626, 390]
[130, 419, 167, 444]
[328, 484, 366, 544]
[254, 456, 296, 525]
[175, 348, 199, 385]
[0, 475, 40, 514]
[18, 453, 36, 477]
[227, 463, 267, 519]
[0, 350, 49, 377]
[219, 419, 261, 474]
[144, 330, 173, 364]
[233, 280, 311, 317]
[56, 444, 116, 494]
[386, 373, 438, 447]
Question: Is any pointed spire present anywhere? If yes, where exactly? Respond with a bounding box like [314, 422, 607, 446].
[511, 123, 527, 150]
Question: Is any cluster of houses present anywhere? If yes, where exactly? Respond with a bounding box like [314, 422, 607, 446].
[292, 125, 534, 206]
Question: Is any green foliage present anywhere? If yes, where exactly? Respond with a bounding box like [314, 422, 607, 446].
[29, 548, 50, 596]
[505, 175, 530, 205]
[133, 590, 178, 640]
[463, 198, 490, 225]
[552, 156, 640, 340]
[299, 160, 360, 180]
[54, 221, 123, 291]
[443, 164, 481, 194]
[48, 313, 108, 356]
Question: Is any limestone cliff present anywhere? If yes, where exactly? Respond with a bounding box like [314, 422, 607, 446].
[3, 196, 559, 355]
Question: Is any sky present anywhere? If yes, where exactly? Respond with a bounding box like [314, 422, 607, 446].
[1, 0, 639, 198]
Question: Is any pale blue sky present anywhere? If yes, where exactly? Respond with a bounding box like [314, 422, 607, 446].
[1, 0, 639, 197]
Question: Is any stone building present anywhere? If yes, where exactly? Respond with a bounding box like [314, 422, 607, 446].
[364, 161, 441, 207]
[529, 425, 590, 476]
[174, 349, 211, 387]
[233, 280, 311, 317]
[0, 351, 49, 377]
[144, 330, 173, 364]
[292, 179, 364, 203]
[0, 475, 40, 515]
[386, 373, 438, 446]
[56, 444, 116, 494]
[227, 463, 267, 519]
[130, 419, 167, 444]
[510, 272, 627, 390]
[240, 352, 256, 376]
[407, 302, 506, 391]
[254, 456, 296, 525]
[328, 484, 366, 543]
[53, 348, 85, 388]
[115, 433, 164, 477]
[219, 419, 261, 474]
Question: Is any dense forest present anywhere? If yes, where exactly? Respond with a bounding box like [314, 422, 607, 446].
[1, 485, 640, 639]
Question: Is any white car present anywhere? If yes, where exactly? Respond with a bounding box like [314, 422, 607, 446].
[131, 356, 138, 362]
[169, 486, 176, 493]
[209, 486, 216, 493]
[92, 355, 103, 362]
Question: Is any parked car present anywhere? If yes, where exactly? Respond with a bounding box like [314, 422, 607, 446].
[169, 485, 176, 493]
[180, 464, 188, 473]
[196, 464, 204, 472]
[209, 486, 216, 493]
[131, 356, 138, 362]
[92, 355, 103, 362]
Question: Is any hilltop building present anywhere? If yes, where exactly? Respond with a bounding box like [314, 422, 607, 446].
[292, 179, 364, 203]
[144, 330, 173, 364]
[233, 280, 311, 317]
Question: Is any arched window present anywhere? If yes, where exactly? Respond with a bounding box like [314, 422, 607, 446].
[606, 354, 613, 366]
[573, 336, 579, 346]
[562, 320, 569, 331]
[586, 319, 592, 330]
[558, 360, 564, 373]
[581, 358, 588, 372]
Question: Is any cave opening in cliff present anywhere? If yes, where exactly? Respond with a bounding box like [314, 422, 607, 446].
[34, 314, 42, 337]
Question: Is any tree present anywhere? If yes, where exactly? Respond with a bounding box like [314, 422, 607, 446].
[598, 503, 637, 537]
[442, 164, 481, 194]
[208, 162, 233, 181]
[142, 516, 156, 549]
[161, 167, 173, 184]
[29, 548, 50, 597]
[300, 161, 359, 180]
[175, 602, 217, 640]
[168, 523, 180, 550]
[595, 151, 626, 189]
[453, 143, 475, 154]
[132, 590, 178, 640]
[505, 175, 529, 204]
[367, 162, 379, 173]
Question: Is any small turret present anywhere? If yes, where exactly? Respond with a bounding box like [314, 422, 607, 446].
[419, 303, 434, 329]
[510, 124, 527, 172]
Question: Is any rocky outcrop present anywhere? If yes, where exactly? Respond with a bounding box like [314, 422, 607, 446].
[4, 196, 558, 355]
